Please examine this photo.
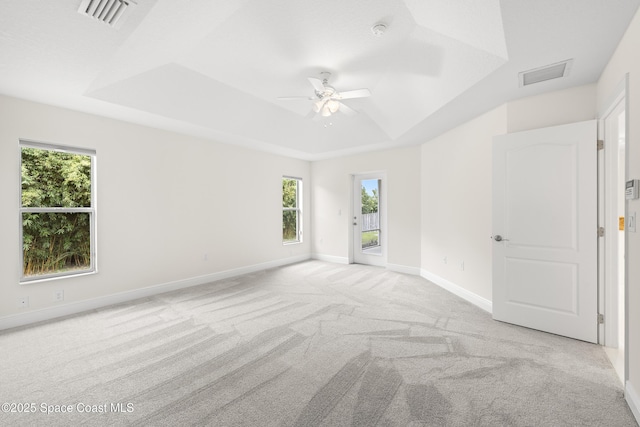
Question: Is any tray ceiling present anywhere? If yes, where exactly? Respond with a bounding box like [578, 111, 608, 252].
[1, 0, 638, 160]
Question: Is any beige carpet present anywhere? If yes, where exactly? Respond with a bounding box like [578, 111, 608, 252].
[0, 260, 636, 426]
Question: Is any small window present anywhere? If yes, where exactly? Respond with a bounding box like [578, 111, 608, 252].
[282, 177, 302, 243]
[20, 141, 96, 282]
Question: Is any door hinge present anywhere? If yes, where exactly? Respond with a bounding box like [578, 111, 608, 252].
[598, 313, 604, 324]
[597, 140, 604, 150]
[598, 227, 605, 237]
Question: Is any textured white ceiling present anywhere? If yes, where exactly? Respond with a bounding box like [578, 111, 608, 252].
[1, 0, 638, 160]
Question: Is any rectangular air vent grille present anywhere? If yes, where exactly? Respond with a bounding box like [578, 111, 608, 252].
[519, 59, 573, 87]
[78, 0, 133, 28]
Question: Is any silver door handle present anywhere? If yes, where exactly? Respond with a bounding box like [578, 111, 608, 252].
[491, 235, 508, 242]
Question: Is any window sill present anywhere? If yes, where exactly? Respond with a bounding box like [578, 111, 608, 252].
[20, 270, 96, 285]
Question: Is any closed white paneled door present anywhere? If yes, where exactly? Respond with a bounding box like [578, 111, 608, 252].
[492, 120, 598, 343]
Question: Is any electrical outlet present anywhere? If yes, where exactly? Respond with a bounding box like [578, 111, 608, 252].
[54, 290, 64, 302]
[443, 256, 447, 264]
[460, 261, 465, 271]
[17, 297, 29, 308]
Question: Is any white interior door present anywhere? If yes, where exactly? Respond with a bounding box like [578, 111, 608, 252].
[492, 120, 598, 343]
[353, 174, 386, 267]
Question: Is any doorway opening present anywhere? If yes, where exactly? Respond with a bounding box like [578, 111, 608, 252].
[352, 173, 386, 267]
[601, 91, 626, 384]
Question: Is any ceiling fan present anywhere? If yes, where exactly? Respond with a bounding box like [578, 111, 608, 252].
[278, 72, 371, 117]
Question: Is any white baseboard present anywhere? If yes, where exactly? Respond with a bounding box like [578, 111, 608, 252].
[420, 269, 492, 313]
[311, 253, 350, 264]
[627, 381, 640, 425]
[0, 254, 311, 331]
[386, 263, 421, 276]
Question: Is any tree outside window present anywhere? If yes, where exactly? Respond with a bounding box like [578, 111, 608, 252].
[282, 177, 302, 243]
[20, 142, 96, 281]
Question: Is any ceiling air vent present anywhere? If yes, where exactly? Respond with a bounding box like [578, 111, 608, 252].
[519, 59, 573, 87]
[78, 0, 134, 28]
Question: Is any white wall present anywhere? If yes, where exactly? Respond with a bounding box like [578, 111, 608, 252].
[420, 105, 507, 302]
[597, 7, 640, 420]
[507, 84, 597, 133]
[311, 146, 421, 272]
[0, 95, 310, 324]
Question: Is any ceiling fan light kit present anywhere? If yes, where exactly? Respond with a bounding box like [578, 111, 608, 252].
[278, 72, 371, 119]
[327, 99, 340, 113]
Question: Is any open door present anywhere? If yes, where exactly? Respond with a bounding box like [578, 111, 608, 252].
[492, 120, 598, 343]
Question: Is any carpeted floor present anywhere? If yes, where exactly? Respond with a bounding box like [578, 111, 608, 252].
[0, 260, 637, 426]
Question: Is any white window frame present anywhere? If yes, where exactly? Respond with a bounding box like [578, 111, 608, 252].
[282, 176, 303, 244]
[19, 140, 97, 283]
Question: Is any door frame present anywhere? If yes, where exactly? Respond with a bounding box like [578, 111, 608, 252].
[349, 172, 387, 266]
[598, 74, 629, 383]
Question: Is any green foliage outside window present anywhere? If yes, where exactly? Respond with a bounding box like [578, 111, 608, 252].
[21, 147, 93, 277]
[283, 178, 300, 242]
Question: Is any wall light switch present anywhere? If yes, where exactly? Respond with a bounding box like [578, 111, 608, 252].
[629, 212, 637, 233]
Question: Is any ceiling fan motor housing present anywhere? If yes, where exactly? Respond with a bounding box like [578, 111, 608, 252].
[317, 86, 336, 99]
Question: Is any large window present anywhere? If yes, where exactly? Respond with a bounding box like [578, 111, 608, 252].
[20, 141, 96, 282]
[282, 177, 302, 243]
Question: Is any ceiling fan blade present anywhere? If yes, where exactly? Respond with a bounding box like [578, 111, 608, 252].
[277, 96, 314, 101]
[337, 88, 371, 100]
[308, 77, 325, 93]
[338, 102, 357, 116]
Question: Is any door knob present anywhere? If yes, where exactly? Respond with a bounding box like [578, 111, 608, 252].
[492, 235, 508, 242]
